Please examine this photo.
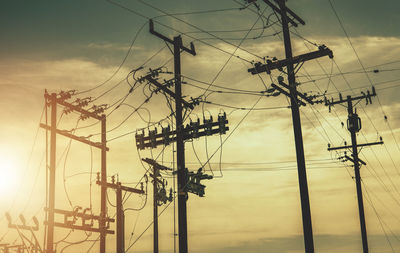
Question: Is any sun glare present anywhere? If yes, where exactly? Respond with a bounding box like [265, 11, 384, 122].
[0, 153, 20, 197]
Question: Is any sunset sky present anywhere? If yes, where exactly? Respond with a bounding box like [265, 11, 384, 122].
[1, 0, 400, 252]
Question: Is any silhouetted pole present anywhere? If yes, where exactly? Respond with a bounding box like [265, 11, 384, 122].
[100, 116, 107, 253]
[174, 35, 189, 253]
[277, 1, 314, 252]
[347, 97, 369, 253]
[46, 93, 57, 253]
[148, 20, 196, 253]
[153, 167, 159, 253]
[326, 87, 381, 253]
[116, 182, 124, 253]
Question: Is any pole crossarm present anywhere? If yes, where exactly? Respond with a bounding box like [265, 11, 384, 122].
[44, 207, 115, 234]
[327, 141, 384, 151]
[144, 76, 194, 109]
[46, 222, 114, 234]
[142, 158, 173, 171]
[95, 178, 145, 194]
[44, 91, 104, 121]
[149, 19, 196, 56]
[344, 155, 367, 166]
[270, 83, 307, 105]
[0, 244, 25, 253]
[39, 124, 109, 150]
[49, 208, 115, 223]
[325, 87, 376, 107]
[136, 113, 229, 150]
[268, 76, 322, 107]
[262, 0, 305, 27]
[248, 45, 333, 75]
[6, 213, 39, 231]
[277, 77, 315, 104]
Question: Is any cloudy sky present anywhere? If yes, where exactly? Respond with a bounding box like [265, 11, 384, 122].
[1, 0, 400, 252]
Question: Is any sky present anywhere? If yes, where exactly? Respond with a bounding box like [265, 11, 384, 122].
[1, 0, 400, 252]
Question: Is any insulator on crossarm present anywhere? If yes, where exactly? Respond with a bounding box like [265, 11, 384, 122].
[149, 128, 157, 148]
[218, 112, 227, 135]
[204, 116, 213, 136]
[162, 125, 171, 145]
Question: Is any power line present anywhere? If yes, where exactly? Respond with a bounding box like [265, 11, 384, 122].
[363, 182, 396, 253]
[107, 0, 261, 63]
[75, 21, 148, 96]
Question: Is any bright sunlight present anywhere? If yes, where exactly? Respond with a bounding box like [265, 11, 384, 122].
[0, 152, 20, 198]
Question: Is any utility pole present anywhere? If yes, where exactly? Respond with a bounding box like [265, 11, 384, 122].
[100, 115, 107, 253]
[46, 92, 56, 253]
[42, 90, 110, 253]
[141, 20, 228, 253]
[153, 165, 159, 253]
[247, 1, 333, 252]
[116, 182, 124, 253]
[142, 158, 174, 253]
[96, 174, 146, 253]
[135, 69, 228, 253]
[326, 87, 383, 253]
[148, 19, 196, 253]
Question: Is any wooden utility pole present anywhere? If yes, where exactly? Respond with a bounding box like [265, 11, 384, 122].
[42, 91, 110, 253]
[326, 88, 383, 253]
[148, 19, 196, 253]
[141, 20, 228, 253]
[96, 175, 145, 253]
[116, 182, 124, 253]
[46, 92, 57, 253]
[100, 116, 107, 253]
[142, 158, 174, 253]
[278, 2, 314, 252]
[248, 1, 334, 252]
[174, 34, 189, 253]
[153, 165, 159, 253]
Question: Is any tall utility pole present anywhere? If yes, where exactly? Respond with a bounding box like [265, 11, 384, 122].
[174, 34, 189, 253]
[153, 165, 159, 253]
[326, 88, 383, 253]
[42, 91, 110, 253]
[142, 158, 174, 253]
[96, 175, 145, 253]
[46, 92, 57, 253]
[148, 19, 196, 253]
[100, 116, 107, 253]
[278, 2, 314, 252]
[135, 71, 229, 253]
[248, 1, 333, 252]
[116, 183, 124, 253]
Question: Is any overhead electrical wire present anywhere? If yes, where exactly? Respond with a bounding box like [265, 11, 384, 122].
[363, 182, 397, 253]
[75, 21, 148, 96]
[327, 0, 400, 200]
[135, 0, 267, 61]
[107, 0, 263, 63]
[286, 19, 400, 211]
